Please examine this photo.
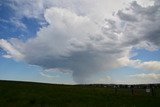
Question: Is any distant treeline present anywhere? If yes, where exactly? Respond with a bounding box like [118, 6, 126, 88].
[81, 84, 160, 88]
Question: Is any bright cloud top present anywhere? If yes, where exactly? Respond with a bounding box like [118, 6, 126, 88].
[0, 0, 160, 83]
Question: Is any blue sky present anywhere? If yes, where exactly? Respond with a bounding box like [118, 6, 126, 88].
[0, 0, 160, 84]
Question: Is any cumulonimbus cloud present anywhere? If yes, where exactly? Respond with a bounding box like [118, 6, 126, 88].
[0, 0, 160, 83]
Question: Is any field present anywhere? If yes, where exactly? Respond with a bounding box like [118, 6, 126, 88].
[0, 80, 160, 107]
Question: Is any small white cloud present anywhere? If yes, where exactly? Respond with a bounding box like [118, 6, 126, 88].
[0, 39, 24, 60]
[0, 17, 27, 31]
[10, 18, 27, 30]
[130, 73, 160, 79]
[137, 61, 160, 71]
[40, 72, 59, 78]
[119, 56, 160, 71]
[0, 18, 9, 23]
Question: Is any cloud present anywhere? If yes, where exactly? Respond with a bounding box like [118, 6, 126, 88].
[117, 10, 138, 22]
[25, 7, 125, 83]
[0, 0, 160, 83]
[9, 0, 131, 19]
[130, 73, 160, 79]
[137, 61, 160, 71]
[9, 0, 45, 19]
[0, 18, 9, 23]
[118, 57, 160, 71]
[0, 39, 24, 60]
[0, 6, 127, 83]
[95, 76, 112, 84]
[117, 1, 160, 50]
[10, 18, 27, 30]
[0, 17, 26, 31]
[40, 72, 58, 78]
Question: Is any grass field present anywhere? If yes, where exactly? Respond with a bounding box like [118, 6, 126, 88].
[0, 80, 160, 107]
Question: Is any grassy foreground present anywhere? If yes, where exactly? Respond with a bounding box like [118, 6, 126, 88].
[0, 80, 160, 107]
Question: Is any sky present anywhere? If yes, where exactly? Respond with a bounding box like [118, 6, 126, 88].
[0, 0, 160, 84]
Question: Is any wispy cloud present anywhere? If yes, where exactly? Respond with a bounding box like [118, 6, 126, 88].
[130, 73, 160, 79]
[0, 39, 24, 60]
[10, 18, 27, 30]
[0, 18, 9, 23]
[0, 17, 27, 32]
[40, 72, 59, 78]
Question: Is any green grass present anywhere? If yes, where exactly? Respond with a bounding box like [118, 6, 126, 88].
[0, 80, 160, 107]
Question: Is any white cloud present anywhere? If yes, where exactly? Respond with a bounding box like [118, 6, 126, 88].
[130, 73, 160, 79]
[10, 0, 131, 19]
[10, 18, 27, 30]
[0, 18, 26, 31]
[118, 57, 160, 71]
[10, 0, 45, 19]
[137, 61, 160, 71]
[40, 72, 58, 78]
[0, 18, 9, 23]
[10, 0, 153, 20]
[0, 39, 24, 60]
